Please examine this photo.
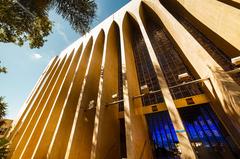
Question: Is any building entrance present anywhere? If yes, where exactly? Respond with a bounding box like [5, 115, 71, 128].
[146, 104, 238, 159]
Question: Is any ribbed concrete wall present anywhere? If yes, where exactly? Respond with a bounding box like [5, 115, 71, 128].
[8, 0, 240, 158]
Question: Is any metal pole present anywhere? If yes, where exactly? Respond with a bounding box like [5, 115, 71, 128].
[169, 78, 209, 89]
[105, 100, 124, 107]
[225, 68, 240, 74]
[133, 78, 210, 100]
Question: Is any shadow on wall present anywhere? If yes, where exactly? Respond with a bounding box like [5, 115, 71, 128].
[217, 0, 240, 9]
[159, 0, 240, 58]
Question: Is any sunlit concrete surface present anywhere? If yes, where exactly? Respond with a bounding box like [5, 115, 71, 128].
[7, 0, 240, 158]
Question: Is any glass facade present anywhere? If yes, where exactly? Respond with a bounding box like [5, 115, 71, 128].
[119, 118, 127, 158]
[142, 10, 203, 100]
[158, 1, 240, 85]
[146, 111, 180, 158]
[176, 16, 240, 85]
[131, 21, 164, 106]
[146, 104, 238, 159]
[122, 8, 239, 159]
[118, 28, 124, 112]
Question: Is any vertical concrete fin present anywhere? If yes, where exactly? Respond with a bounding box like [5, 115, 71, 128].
[142, 0, 240, 148]
[8, 56, 58, 139]
[11, 51, 73, 159]
[91, 22, 121, 159]
[8, 57, 62, 158]
[136, 4, 196, 158]
[27, 47, 83, 159]
[47, 37, 94, 158]
[65, 30, 105, 159]
[120, 12, 153, 159]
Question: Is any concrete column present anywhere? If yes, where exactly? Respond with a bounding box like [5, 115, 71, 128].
[65, 30, 105, 159]
[8, 56, 57, 139]
[8, 0, 240, 158]
[134, 7, 196, 159]
[90, 22, 121, 159]
[119, 13, 153, 159]
[160, 0, 240, 57]
[8, 57, 62, 158]
[143, 0, 240, 147]
[21, 45, 83, 158]
[10, 51, 73, 159]
[46, 38, 93, 158]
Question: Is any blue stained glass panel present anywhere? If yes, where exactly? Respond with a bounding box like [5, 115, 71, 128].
[146, 111, 178, 152]
[146, 104, 237, 158]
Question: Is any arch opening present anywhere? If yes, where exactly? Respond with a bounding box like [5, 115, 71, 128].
[159, 0, 240, 85]
[139, 3, 239, 159]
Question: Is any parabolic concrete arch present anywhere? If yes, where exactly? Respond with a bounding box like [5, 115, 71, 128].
[7, 0, 240, 158]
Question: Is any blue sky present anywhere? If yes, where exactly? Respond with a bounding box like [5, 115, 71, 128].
[0, 0, 129, 119]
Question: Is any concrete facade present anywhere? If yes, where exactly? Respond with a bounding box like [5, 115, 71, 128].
[7, 0, 240, 158]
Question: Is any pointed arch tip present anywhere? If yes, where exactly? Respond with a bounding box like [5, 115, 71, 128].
[85, 36, 94, 47]
[108, 21, 120, 34]
[110, 21, 120, 28]
[139, 1, 159, 19]
[99, 29, 105, 37]
[122, 11, 140, 27]
[93, 29, 105, 42]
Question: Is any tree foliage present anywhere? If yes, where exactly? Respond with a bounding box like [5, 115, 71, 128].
[0, 0, 97, 48]
[20, 0, 97, 33]
[0, 63, 7, 74]
[52, 0, 97, 33]
[0, 97, 7, 120]
[0, 62, 8, 159]
[0, 138, 9, 158]
[0, 0, 52, 48]
[0, 61, 7, 119]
